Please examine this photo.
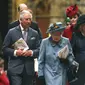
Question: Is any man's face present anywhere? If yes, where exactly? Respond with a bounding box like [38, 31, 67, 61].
[20, 13, 32, 29]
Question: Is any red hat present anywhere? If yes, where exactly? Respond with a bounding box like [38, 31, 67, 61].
[66, 4, 78, 18]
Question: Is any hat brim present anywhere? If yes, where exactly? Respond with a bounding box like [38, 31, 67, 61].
[46, 27, 65, 33]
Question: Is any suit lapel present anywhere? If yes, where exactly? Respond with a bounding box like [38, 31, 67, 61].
[16, 26, 33, 47]
[26, 27, 32, 43]
[16, 26, 24, 39]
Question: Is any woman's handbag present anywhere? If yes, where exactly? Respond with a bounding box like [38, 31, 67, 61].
[67, 60, 79, 83]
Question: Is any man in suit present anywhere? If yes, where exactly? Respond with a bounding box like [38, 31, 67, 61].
[2, 10, 40, 85]
[4, 3, 42, 73]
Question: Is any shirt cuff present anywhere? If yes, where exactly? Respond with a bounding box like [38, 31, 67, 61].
[31, 50, 33, 56]
[14, 50, 18, 57]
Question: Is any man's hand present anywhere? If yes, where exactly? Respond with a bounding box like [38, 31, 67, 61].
[22, 50, 33, 57]
[16, 49, 24, 56]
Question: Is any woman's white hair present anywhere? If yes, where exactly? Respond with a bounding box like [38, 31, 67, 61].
[19, 10, 32, 20]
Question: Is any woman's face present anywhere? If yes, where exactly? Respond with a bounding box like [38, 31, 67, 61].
[51, 31, 63, 42]
[70, 14, 78, 26]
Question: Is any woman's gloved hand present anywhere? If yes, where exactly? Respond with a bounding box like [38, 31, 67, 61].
[67, 60, 79, 82]
[71, 60, 79, 74]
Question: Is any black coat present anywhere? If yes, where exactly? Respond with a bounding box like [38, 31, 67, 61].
[71, 32, 85, 63]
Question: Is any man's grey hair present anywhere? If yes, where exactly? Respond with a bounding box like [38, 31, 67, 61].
[19, 10, 32, 20]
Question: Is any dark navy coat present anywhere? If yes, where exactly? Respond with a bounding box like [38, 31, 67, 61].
[2, 26, 40, 75]
[71, 32, 85, 63]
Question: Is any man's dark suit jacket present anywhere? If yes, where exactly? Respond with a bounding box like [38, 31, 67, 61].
[2, 26, 40, 75]
[1, 20, 42, 71]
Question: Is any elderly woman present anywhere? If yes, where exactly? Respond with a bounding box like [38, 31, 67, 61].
[70, 14, 85, 85]
[38, 22, 78, 85]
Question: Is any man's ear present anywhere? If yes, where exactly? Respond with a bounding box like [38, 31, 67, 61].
[19, 18, 22, 23]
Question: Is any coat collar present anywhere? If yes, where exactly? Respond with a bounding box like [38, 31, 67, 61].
[49, 36, 62, 47]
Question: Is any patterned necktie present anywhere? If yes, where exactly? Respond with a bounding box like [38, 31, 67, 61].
[23, 30, 27, 41]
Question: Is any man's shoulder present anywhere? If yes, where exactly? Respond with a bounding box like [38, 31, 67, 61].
[9, 25, 19, 32]
[9, 20, 19, 25]
[31, 21, 38, 27]
[29, 27, 38, 34]
[8, 20, 19, 29]
[32, 21, 38, 25]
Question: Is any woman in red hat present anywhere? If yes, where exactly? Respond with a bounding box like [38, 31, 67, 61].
[63, 4, 80, 41]
[63, 4, 80, 85]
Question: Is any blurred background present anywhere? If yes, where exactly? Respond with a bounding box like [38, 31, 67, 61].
[8, 0, 85, 38]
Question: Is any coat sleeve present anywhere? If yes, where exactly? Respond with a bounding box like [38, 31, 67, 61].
[38, 39, 46, 77]
[70, 33, 77, 56]
[2, 29, 14, 57]
[32, 31, 41, 58]
[67, 39, 75, 66]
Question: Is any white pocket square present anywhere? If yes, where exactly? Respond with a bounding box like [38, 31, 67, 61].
[31, 37, 35, 40]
